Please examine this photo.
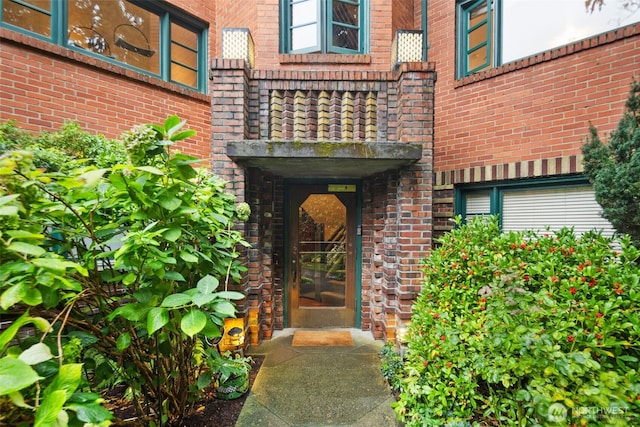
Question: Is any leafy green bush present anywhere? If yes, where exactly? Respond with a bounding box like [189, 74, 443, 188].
[380, 342, 406, 392]
[0, 117, 250, 426]
[0, 119, 127, 171]
[393, 216, 640, 426]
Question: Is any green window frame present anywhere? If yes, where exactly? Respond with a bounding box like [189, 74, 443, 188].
[1, 0, 208, 92]
[280, 0, 368, 54]
[456, 0, 500, 78]
[456, 0, 636, 79]
[455, 176, 615, 236]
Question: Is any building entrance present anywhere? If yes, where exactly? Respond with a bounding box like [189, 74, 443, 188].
[287, 183, 357, 328]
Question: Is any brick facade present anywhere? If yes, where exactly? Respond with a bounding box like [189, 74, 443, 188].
[2, 0, 638, 345]
[427, 0, 640, 239]
[209, 55, 435, 342]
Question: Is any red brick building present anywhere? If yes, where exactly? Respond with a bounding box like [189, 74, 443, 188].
[1, 0, 638, 345]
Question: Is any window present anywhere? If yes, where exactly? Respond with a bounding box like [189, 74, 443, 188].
[458, 0, 494, 76]
[457, 177, 616, 237]
[1, 0, 207, 91]
[456, 0, 640, 78]
[280, 0, 367, 54]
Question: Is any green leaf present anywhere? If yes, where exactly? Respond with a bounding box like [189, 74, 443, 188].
[109, 303, 146, 322]
[19, 343, 54, 365]
[0, 312, 27, 350]
[30, 257, 62, 271]
[1, 282, 27, 310]
[191, 292, 217, 307]
[0, 358, 42, 395]
[0, 193, 20, 206]
[161, 293, 192, 308]
[180, 251, 199, 263]
[147, 307, 169, 335]
[0, 205, 19, 216]
[197, 275, 220, 294]
[136, 166, 164, 175]
[122, 272, 137, 286]
[215, 291, 245, 300]
[171, 129, 196, 142]
[34, 389, 66, 427]
[163, 271, 185, 281]
[22, 287, 43, 306]
[181, 309, 207, 337]
[164, 115, 182, 133]
[6, 230, 44, 239]
[78, 168, 108, 187]
[158, 196, 182, 211]
[8, 390, 29, 408]
[7, 241, 46, 257]
[67, 402, 113, 423]
[116, 333, 131, 351]
[67, 391, 102, 403]
[212, 301, 237, 318]
[201, 321, 222, 338]
[197, 370, 212, 389]
[163, 227, 182, 242]
[47, 364, 82, 399]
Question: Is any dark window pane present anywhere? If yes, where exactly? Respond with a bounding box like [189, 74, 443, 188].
[331, 0, 359, 50]
[333, 1, 359, 26]
[332, 24, 358, 49]
[2, 0, 51, 36]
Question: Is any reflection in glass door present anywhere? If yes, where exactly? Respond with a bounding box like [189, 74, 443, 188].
[288, 185, 356, 328]
[298, 194, 346, 307]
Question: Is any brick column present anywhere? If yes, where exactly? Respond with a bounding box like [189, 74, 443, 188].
[210, 58, 250, 197]
[390, 63, 436, 338]
[209, 59, 256, 343]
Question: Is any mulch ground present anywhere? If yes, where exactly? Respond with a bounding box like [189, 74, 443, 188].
[108, 355, 264, 427]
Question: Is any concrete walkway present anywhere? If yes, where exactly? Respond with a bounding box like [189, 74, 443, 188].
[236, 329, 402, 426]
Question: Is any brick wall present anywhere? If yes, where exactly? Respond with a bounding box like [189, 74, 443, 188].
[428, 0, 640, 239]
[392, 0, 417, 33]
[0, 0, 213, 159]
[214, 0, 416, 70]
[212, 0, 258, 58]
[427, 3, 640, 173]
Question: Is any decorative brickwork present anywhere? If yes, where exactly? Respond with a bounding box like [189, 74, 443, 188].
[210, 59, 435, 342]
[432, 154, 587, 241]
[268, 90, 377, 142]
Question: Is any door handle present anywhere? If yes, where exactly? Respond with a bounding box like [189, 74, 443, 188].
[291, 244, 298, 288]
[291, 259, 297, 287]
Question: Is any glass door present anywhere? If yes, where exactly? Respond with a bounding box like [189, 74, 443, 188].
[288, 184, 357, 328]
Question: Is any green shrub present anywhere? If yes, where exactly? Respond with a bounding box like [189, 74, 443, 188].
[0, 120, 127, 171]
[380, 342, 405, 392]
[0, 117, 250, 426]
[393, 216, 640, 426]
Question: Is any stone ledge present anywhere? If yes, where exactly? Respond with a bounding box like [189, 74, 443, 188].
[226, 140, 422, 178]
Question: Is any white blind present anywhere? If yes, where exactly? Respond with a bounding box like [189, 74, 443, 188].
[466, 192, 491, 221]
[502, 186, 616, 237]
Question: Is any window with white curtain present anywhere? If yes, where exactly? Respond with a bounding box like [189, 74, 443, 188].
[457, 179, 616, 237]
